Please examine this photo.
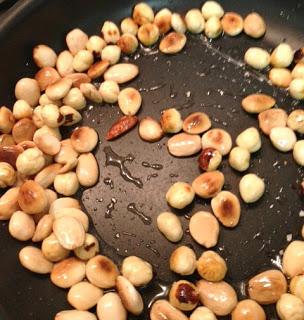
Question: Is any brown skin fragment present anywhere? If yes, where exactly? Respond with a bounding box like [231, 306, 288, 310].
[198, 148, 216, 171]
[0, 145, 23, 169]
[176, 283, 199, 304]
[106, 115, 138, 141]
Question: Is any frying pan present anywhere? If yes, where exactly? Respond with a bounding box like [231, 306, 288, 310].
[0, 0, 303, 319]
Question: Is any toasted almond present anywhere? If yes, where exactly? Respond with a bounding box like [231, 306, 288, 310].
[106, 115, 138, 141]
[159, 32, 187, 54]
[221, 12, 243, 36]
[154, 8, 172, 34]
[34, 163, 63, 188]
[0, 187, 20, 220]
[71, 126, 98, 153]
[104, 63, 139, 84]
[80, 83, 103, 103]
[197, 251, 227, 282]
[35, 67, 61, 91]
[12, 118, 37, 144]
[87, 60, 110, 79]
[46, 78, 73, 100]
[201, 129, 232, 156]
[65, 73, 91, 88]
[66, 28, 89, 55]
[137, 23, 160, 46]
[242, 93, 275, 114]
[183, 112, 211, 134]
[34, 133, 61, 155]
[0, 134, 15, 147]
[243, 12, 266, 38]
[117, 34, 139, 54]
[269, 68, 292, 88]
[192, 171, 224, 198]
[258, 108, 288, 135]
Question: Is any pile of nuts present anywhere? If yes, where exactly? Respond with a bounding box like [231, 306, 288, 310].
[0, 1, 303, 320]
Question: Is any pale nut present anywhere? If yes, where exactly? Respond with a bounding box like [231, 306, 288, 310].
[101, 21, 120, 44]
[269, 127, 296, 152]
[63, 88, 86, 110]
[32, 105, 45, 128]
[236, 127, 261, 153]
[19, 246, 53, 274]
[150, 299, 188, 320]
[133, 2, 154, 25]
[33, 44, 57, 68]
[0, 187, 20, 220]
[54, 172, 79, 196]
[54, 139, 79, 173]
[239, 174, 265, 203]
[17, 140, 36, 150]
[88, 60, 110, 80]
[41, 233, 70, 262]
[232, 299, 266, 320]
[185, 9, 205, 34]
[229, 147, 251, 172]
[53, 216, 85, 250]
[121, 256, 153, 287]
[55, 310, 97, 320]
[243, 12, 266, 38]
[9, 210, 35, 241]
[160, 108, 183, 133]
[166, 181, 195, 209]
[192, 171, 225, 199]
[201, 1, 224, 19]
[86, 35, 106, 55]
[292, 63, 304, 79]
[13, 100, 33, 120]
[190, 306, 217, 320]
[157, 211, 183, 242]
[221, 12, 243, 36]
[160, 32, 187, 54]
[271, 43, 294, 68]
[116, 275, 144, 315]
[0, 134, 15, 147]
[189, 211, 220, 248]
[86, 255, 119, 289]
[276, 293, 304, 320]
[101, 45, 121, 65]
[211, 191, 241, 227]
[0, 106, 15, 134]
[45, 78, 73, 101]
[269, 68, 292, 88]
[60, 106, 82, 126]
[198, 148, 222, 172]
[169, 280, 199, 311]
[32, 214, 54, 242]
[56, 50, 74, 77]
[15, 78, 40, 107]
[49, 197, 80, 216]
[0, 162, 16, 188]
[35, 67, 61, 91]
[197, 280, 238, 316]
[120, 18, 139, 36]
[12, 118, 37, 143]
[201, 129, 232, 156]
[68, 281, 103, 311]
[169, 245, 197, 276]
[65, 72, 91, 88]
[76, 153, 99, 187]
[244, 48, 270, 70]
[137, 23, 160, 46]
[52, 208, 89, 232]
[0, 145, 23, 169]
[289, 78, 304, 100]
[66, 28, 89, 55]
[171, 13, 187, 34]
[51, 257, 86, 288]
[118, 87, 142, 116]
[248, 270, 287, 304]
[242, 93, 275, 114]
[205, 16, 222, 39]
[258, 108, 288, 135]
[197, 250, 227, 282]
[99, 80, 120, 103]
[290, 275, 304, 302]
[154, 8, 172, 34]
[97, 292, 127, 320]
[41, 104, 64, 128]
[183, 112, 211, 135]
[138, 117, 163, 142]
[282, 240, 304, 278]
[74, 233, 100, 260]
[18, 180, 48, 214]
[80, 83, 103, 103]
[287, 109, 304, 134]
[293, 140, 304, 166]
[71, 126, 98, 153]
[104, 63, 139, 84]
[167, 133, 201, 157]
[72, 50, 94, 72]
[117, 34, 139, 54]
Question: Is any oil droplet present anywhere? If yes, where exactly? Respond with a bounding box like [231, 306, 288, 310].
[105, 198, 117, 219]
[146, 244, 160, 256]
[127, 203, 152, 225]
[147, 173, 158, 181]
[142, 161, 164, 170]
[104, 177, 114, 189]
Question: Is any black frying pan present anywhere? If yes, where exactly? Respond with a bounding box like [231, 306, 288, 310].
[0, 0, 303, 319]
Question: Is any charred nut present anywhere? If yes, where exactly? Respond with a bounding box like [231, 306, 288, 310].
[292, 63, 304, 79]
[51, 257, 86, 288]
[197, 250, 227, 282]
[269, 68, 292, 88]
[138, 116, 163, 142]
[167, 133, 201, 157]
[56, 50, 74, 77]
[232, 299, 266, 320]
[0, 162, 16, 188]
[242, 93, 275, 114]
[239, 174, 265, 203]
[101, 21, 120, 44]
[183, 112, 211, 135]
[13, 100, 33, 120]
[185, 9, 205, 34]
[68, 281, 103, 311]
[269, 127, 296, 152]
[282, 240, 304, 278]
[97, 292, 127, 320]
[221, 12, 243, 36]
[287, 110, 304, 134]
[248, 269, 287, 304]
[121, 17, 139, 36]
[243, 12, 266, 38]
[117, 34, 139, 54]
[229, 147, 251, 172]
[41, 233, 70, 262]
[290, 275, 304, 301]
[80, 83, 103, 103]
[35, 67, 61, 91]
[198, 148, 222, 171]
[86, 35, 106, 56]
[118, 87, 142, 115]
[55, 310, 97, 320]
[46, 78, 73, 101]
[49, 197, 80, 216]
[86, 255, 119, 288]
[157, 211, 183, 242]
[236, 127, 261, 153]
[160, 108, 183, 133]
[166, 182, 195, 209]
[15, 78, 40, 107]
[169, 280, 199, 311]
[205, 16, 222, 39]
[244, 47, 270, 70]
[170, 245, 196, 276]
[154, 8, 172, 34]
[150, 299, 188, 320]
[159, 32, 187, 54]
[201, 1, 224, 19]
[137, 23, 160, 46]
[19, 246, 53, 274]
[16, 147, 45, 175]
[0, 187, 20, 220]
[133, 2, 154, 25]
[171, 13, 187, 34]
[197, 280, 238, 316]
[201, 129, 232, 156]
[74, 233, 100, 260]
[71, 126, 98, 153]
[66, 28, 88, 55]
[99, 80, 120, 103]
[76, 153, 99, 187]
[52, 208, 89, 232]
[271, 43, 294, 68]
[276, 293, 304, 320]
[190, 307, 217, 320]
[9, 210, 35, 241]
[258, 108, 288, 135]
[32, 214, 54, 242]
[293, 140, 304, 166]
[54, 172, 79, 196]
[104, 63, 139, 84]
[60, 106, 82, 126]
[189, 211, 220, 248]
[289, 78, 304, 100]
[121, 255, 153, 286]
[116, 275, 144, 315]
[192, 170, 225, 199]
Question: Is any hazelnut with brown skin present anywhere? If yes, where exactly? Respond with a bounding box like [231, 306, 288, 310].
[169, 280, 199, 311]
[198, 148, 222, 171]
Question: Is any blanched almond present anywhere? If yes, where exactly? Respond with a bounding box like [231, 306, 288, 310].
[71, 126, 98, 153]
[33, 44, 57, 68]
[46, 78, 73, 100]
[66, 28, 89, 55]
[87, 60, 110, 79]
[49, 197, 80, 215]
[35, 67, 61, 91]
[97, 292, 127, 320]
[56, 50, 74, 77]
[12, 118, 37, 144]
[192, 170, 224, 198]
[0, 187, 20, 220]
[118, 88, 142, 116]
[32, 214, 54, 242]
[154, 8, 172, 34]
[183, 112, 211, 134]
[201, 129, 232, 156]
[243, 12, 266, 38]
[35, 133, 60, 155]
[34, 163, 62, 188]
[53, 208, 89, 232]
[258, 108, 288, 135]
[55, 310, 97, 320]
[159, 32, 187, 54]
[282, 240, 304, 278]
[15, 78, 40, 107]
[167, 133, 201, 157]
[242, 94, 275, 114]
[76, 153, 99, 187]
[104, 63, 139, 84]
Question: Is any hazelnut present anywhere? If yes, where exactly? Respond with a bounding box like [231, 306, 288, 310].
[282, 240, 304, 278]
[169, 246, 197, 276]
[232, 299, 266, 320]
[276, 293, 304, 320]
[192, 171, 224, 199]
[166, 182, 195, 209]
[198, 148, 222, 171]
[169, 280, 199, 311]
[243, 12, 266, 38]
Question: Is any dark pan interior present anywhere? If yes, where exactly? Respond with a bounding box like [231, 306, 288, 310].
[0, 0, 304, 319]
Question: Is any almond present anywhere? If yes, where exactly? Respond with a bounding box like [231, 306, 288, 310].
[106, 115, 138, 141]
[104, 63, 139, 84]
[87, 60, 110, 79]
[65, 73, 91, 88]
[242, 94, 275, 114]
[35, 67, 61, 91]
[159, 32, 187, 54]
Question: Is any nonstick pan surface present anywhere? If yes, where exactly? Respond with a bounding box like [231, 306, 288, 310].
[0, 0, 303, 319]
